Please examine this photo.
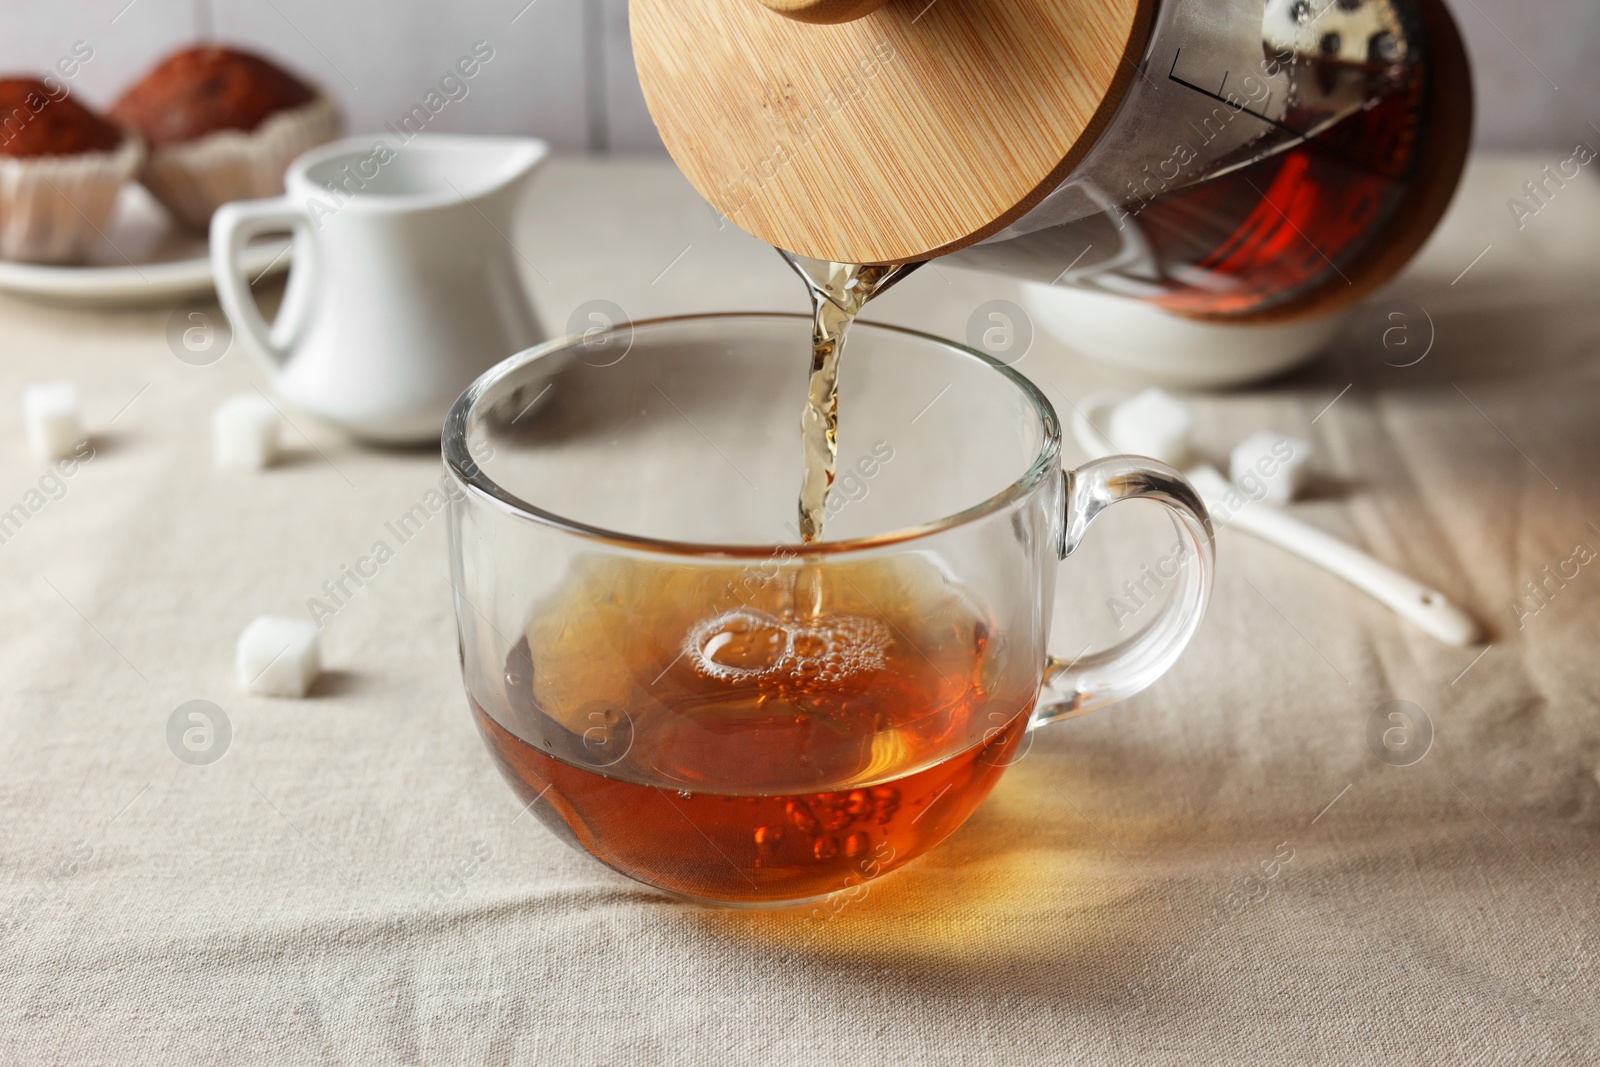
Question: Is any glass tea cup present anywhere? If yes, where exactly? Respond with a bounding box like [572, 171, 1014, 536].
[443, 313, 1213, 907]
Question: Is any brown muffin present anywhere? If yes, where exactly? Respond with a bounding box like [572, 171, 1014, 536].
[109, 47, 316, 149]
[108, 46, 341, 229]
[0, 77, 142, 262]
[0, 79, 125, 157]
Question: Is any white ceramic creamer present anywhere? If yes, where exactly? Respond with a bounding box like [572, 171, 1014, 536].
[212, 134, 548, 443]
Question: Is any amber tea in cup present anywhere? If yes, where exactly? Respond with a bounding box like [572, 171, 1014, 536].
[474, 553, 1038, 904]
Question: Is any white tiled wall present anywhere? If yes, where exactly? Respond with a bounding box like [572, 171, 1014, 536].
[0, 0, 660, 152]
[0, 0, 1592, 153]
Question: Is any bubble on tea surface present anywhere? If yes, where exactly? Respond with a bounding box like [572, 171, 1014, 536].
[685, 609, 890, 684]
[685, 610, 790, 682]
[789, 616, 891, 684]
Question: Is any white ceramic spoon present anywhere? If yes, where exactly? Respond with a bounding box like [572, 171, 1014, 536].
[1073, 394, 1482, 646]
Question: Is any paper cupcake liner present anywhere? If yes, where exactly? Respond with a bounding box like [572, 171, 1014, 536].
[0, 135, 145, 264]
[140, 95, 343, 230]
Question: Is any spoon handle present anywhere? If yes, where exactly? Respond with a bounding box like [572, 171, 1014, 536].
[1186, 466, 1482, 646]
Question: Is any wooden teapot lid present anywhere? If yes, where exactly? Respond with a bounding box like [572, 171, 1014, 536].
[630, 0, 1154, 264]
[753, 0, 893, 24]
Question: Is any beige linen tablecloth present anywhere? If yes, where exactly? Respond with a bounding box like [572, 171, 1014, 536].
[1, 156, 1596, 1064]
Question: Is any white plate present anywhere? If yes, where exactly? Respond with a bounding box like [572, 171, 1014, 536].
[0, 184, 291, 307]
[1019, 281, 1350, 389]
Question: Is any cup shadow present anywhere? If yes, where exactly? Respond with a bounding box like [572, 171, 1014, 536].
[673, 739, 1218, 1003]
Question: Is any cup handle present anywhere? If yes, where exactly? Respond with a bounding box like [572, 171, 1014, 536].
[1034, 456, 1216, 726]
[210, 196, 317, 372]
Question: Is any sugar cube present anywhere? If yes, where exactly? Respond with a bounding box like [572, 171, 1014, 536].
[23, 381, 84, 461]
[236, 616, 322, 698]
[212, 394, 281, 470]
[1229, 431, 1313, 505]
[1107, 388, 1194, 467]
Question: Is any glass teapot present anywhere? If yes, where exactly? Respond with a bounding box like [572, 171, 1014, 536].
[630, 0, 1472, 321]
